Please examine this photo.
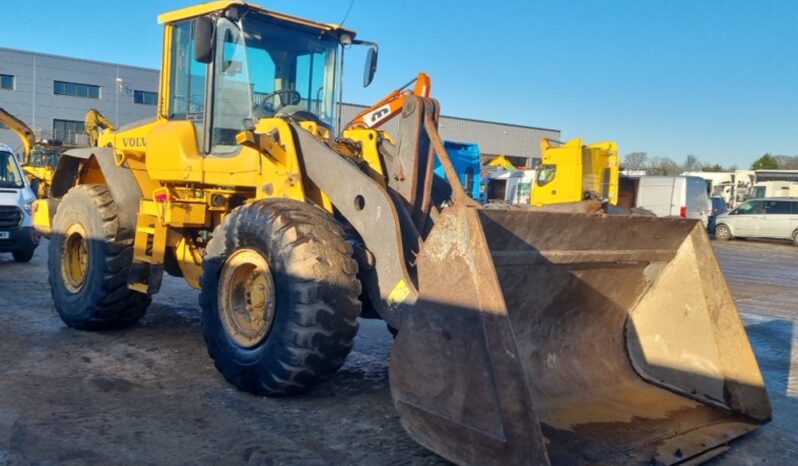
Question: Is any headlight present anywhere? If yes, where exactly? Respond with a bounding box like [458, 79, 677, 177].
[23, 202, 33, 215]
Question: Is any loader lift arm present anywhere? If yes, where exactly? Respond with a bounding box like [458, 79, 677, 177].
[345, 72, 431, 129]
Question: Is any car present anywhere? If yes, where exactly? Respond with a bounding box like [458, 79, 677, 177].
[0, 143, 40, 262]
[714, 197, 798, 245]
[707, 196, 728, 234]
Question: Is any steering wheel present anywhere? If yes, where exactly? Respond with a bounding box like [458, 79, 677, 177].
[253, 89, 302, 117]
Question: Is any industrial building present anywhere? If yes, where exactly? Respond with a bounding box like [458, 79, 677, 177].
[0, 47, 558, 166]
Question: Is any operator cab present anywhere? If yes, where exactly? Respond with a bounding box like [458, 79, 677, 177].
[163, 2, 377, 155]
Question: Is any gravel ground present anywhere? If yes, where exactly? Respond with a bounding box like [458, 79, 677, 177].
[0, 238, 795, 465]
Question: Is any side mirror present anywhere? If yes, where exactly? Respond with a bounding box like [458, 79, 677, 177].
[363, 46, 378, 87]
[194, 17, 215, 64]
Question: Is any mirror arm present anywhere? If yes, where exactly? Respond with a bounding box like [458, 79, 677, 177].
[352, 39, 378, 49]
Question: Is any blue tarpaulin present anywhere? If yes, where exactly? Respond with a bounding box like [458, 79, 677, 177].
[435, 141, 481, 200]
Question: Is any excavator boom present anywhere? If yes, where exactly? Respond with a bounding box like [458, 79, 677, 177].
[0, 107, 36, 159]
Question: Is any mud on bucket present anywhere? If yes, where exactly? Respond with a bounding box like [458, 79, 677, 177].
[389, 206, 771, 465]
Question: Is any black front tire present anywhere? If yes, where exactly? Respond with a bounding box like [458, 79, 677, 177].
[12, 248, 35, 263]
[48, 184, 150, 330]
[200, 199, 361, 395]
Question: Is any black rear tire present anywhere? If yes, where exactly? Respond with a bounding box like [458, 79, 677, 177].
[200, 199, 361, 395]
[12, 248, 34, 263]
[48, 184, 150, 330]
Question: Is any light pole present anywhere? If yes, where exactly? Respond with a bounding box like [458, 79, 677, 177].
[115, 71, 123, 124]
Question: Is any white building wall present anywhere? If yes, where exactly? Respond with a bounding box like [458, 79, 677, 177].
[0, 47, 160, 150]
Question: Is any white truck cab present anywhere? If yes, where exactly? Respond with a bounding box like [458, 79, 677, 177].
[0, 143, 40, 262]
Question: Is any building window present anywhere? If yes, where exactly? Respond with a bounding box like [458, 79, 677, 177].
[134, 90, 158, 105]
[0, 74, 14, 90]
[53, 119, 85, 145]
[54, 80, 100, 99]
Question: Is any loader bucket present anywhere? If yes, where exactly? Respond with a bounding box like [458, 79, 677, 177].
[389, 206, 771, 465]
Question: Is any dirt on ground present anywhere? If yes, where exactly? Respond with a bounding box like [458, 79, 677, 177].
[0, 238, 796, 465]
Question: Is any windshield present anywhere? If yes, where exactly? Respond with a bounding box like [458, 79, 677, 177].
[536, 164, 556, 187]
[0, 151, 24, 188]
[734, 201, 762, 215]
[211, 15, 340, 154]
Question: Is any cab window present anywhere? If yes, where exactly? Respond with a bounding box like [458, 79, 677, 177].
[732, 200, 762, 215]
[169, 19, 208, 149]
[536, 164, 556, 187]
[763, 200, 791, 215]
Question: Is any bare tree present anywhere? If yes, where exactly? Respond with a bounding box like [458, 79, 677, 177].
[682, 154, 703, 172]
[647, 156, 681, 175]
[623, 152, 648, 171]
[774, 155, 798, 169]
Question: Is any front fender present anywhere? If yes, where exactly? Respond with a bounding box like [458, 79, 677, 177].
[49, 147, 142, 232]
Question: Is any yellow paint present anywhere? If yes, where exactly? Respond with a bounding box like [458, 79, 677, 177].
[486, 155, 516, 171]
[343, 128, 386, 181]
[173, 235, 203, 288]
[32, 199, 51, 235]
[531, 138, 619, 206]
[387, 279, 411, 306]
[156, 0, 356, 40]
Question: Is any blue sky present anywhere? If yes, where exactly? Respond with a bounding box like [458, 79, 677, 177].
[3, 0, 796, 166]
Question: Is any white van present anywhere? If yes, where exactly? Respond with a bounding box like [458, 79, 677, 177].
[714, 198, 798, 245]
[634, 176, 711, 226]
[0, 143, 40, 262]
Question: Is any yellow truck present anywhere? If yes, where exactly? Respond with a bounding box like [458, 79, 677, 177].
[531, 137, 619, 206]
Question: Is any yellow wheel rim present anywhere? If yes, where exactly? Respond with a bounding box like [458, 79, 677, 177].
[62, 223, 89, 293]
[218, 248, 276, 348]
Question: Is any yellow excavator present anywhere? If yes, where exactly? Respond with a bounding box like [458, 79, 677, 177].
[33, 2, 770, 464]
[0, 108, 54, 197]
[0, 108, 113, 197]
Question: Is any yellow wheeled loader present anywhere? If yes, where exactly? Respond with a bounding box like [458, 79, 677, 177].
[33, 2, 771, 464]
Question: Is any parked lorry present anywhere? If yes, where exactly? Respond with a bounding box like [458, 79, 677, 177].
[31, 2, 771, 464]
[749, 180, 798, 199]
[531, 138, 619, 206]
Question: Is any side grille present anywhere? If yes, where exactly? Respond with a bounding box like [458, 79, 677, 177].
[0, 206, 22, 230]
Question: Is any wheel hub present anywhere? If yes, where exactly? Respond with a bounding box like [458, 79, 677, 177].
[218, 248, 276, 348]
[62, 223, 89, 293]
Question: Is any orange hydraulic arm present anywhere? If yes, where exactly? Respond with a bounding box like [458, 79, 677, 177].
[345, 72, 431, 130]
